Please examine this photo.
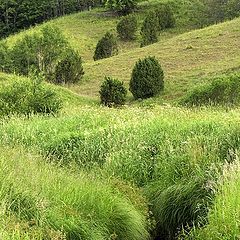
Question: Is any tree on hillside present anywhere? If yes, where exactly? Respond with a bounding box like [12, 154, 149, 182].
[0, 0, 101, 38]
[116, 14, 138, 40]
[130, 56, 164, 99]
[140, 11, 158, 47]
[105, 0, 137, 15]
[93, 32, 118, 61]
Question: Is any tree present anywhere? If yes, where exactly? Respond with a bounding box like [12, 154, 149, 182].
[99, 77, 127, 107]
[129, 56, 164, 99]
[55, 48, 84, 84]
[140, 11, 158, 47]
[155, 4, 175, 31]
[105, 0, 137, 15]
[10, 25, 69, 80]
[116, 14, 138, 40]
[93, 32, 118, 61]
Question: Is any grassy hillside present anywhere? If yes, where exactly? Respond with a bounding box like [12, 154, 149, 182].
[79, 17, 240, 101]
[7, 15, 240, 103]
[1, 1, 240, 239]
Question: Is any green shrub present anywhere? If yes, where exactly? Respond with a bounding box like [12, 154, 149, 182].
[155, 4, 175, 31]
[180, 74, 240, 106]
[129, 56, 164, 99]
[140, 11, 158, 47]
[93, 32, 118, 61]
[105, 0, 137, 15]
[99, 77, 127, 107]
[117, 15, 138, 41]
[55, 48, 84, 84]
[0, 77, 62, 117]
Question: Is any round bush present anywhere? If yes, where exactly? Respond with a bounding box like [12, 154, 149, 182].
[93, 32, 118, 61]
[129, 56, 164, 99]
[55, 49, 84, 84]
[99, 77, 127, 107]
[155, 4, 175, 31]
[140, 11, 158, 47]
[117, 15, 138, 41]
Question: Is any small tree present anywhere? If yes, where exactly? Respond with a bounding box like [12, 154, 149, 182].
[105, 0, 137, 15]
[117, 14, 138, 41]
[55, 48, 84, 84]
[99, 77, 127, 107]
[140, 11, 158, 47]
[10, 25, 69, 79]
[129, 56, 164, 99]
[155, 4, 175, 31]
[94, 32, 118, 61]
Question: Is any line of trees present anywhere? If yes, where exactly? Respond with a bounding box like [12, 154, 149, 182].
[0, 0, 102, 38]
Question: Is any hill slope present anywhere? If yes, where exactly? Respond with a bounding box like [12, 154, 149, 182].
[3, 3, 240, 103]
[77, 17, 240, 100]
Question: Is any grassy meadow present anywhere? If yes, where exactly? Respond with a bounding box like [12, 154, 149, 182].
[1, 0, 240, 239]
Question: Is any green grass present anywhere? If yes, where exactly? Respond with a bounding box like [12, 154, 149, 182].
[0, 146, 149, 239]
[185, 160, 240, 240]
[1, 104, 240, 238]
[1, 1, 240, 238]
[2, 0, 224, 102]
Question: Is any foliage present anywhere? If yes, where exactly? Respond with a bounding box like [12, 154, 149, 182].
[155, 3, 175, 31]
[10, 25, 69, 80]
[129, 56, 164, 99]
[93, 32, 118, 61]
[105, 0, 137, 15]
[0, 0, 102, 38]
[140, 11, 158, 47]
[99, 77, 127, 107]
[180, 74, 240, 106]
[0, 76, 62, 117]
[116, 14, 138, 41]
[0, 41, 11, 72]
[55, 48, 84, 84]
[185, 161, 240, 240]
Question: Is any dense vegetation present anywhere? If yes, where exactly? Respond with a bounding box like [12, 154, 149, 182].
[0, 0, 101, 38]
[1, 0, 240, 239]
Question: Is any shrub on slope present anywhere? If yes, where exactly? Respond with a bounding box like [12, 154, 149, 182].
[180, 74, 240, 106]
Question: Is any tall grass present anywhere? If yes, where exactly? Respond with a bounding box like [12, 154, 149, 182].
[1, 106, 240, 238]
[185, 158, 240, 239]
[0, 146, 149, 239]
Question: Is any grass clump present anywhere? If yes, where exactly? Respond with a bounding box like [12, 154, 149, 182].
[146, 179, 213, 239]
[185, 161, 240, 240]
[180, 74, 240, 107]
